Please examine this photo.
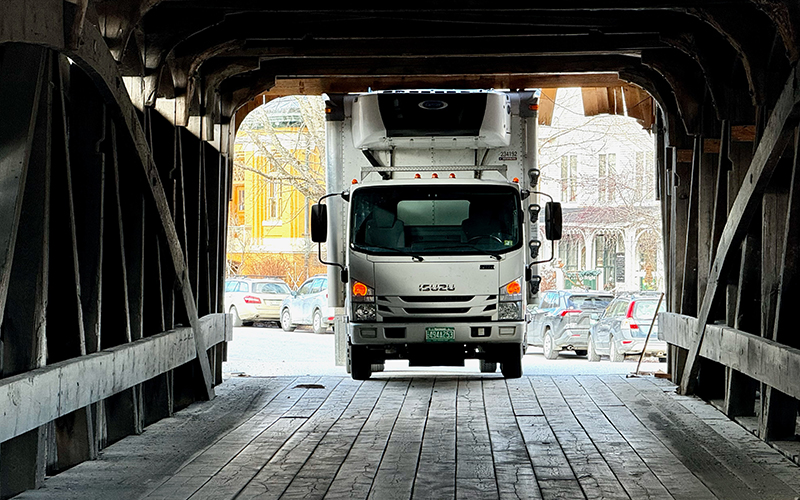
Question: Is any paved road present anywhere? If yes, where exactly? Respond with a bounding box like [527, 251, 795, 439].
[223, 325, 667, 378]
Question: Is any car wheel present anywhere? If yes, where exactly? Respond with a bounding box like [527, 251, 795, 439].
[312, 309, 326, 334]
[280, 309, 296, 332]
[543, 330, 558, 360]
[348, 343, 372, 380]
[229, 306, 242, 327]
[587, 335, 601, 362]
[610, 336, 625, 362]
[479, 360, 497, 373]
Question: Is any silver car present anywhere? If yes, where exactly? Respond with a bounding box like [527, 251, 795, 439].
[527, 290, 614, 359]
[280, 275, 333, 334]
[588, 294, 666, 362]
[225, 277, 291, 326]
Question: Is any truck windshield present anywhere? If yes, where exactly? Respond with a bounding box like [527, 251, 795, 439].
[350, 185, 522, 256]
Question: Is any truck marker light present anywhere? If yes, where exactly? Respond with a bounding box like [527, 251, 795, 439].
[512, 177, 520, 183]
[351, 178, 358, 184]
[353, 282, 368, 296]
[506, 280, 521, 295]
[449, 173, 456, 178]
[414, 173, 421, 178]
[431, 173, 438, 178]
[529, 104, 539, 111]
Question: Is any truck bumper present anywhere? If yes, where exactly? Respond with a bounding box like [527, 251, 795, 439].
[349, 321, 524, 344]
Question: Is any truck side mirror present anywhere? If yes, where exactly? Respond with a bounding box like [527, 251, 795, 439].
[310, 204, 328, 243]
[545, 202, 562, 241]
[528, 204, 540, 223]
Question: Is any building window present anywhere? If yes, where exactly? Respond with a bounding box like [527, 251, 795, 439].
[237, 188, 245, 211]
[595, 233, 621, 289]
[268, 181, 282, 219]
[598, 153, 616, 202]
[561, 155, 578, 202]
[559, 234, 584, 271]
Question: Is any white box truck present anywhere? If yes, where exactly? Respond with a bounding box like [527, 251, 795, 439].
[310, 90, 561, 379]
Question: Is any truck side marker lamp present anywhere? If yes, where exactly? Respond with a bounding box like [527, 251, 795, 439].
[528, 168, 540, 187]
[351, 178, 358, 184]
[431, 173, 438, 178]
[529, 240, 541, 259]
[529, 275, 542, 295]
[506, 280, 521, 295]
[513, 177, 519, 183]
[414, 173, 421, 178]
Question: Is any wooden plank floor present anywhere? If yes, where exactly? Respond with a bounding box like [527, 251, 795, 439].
[13, 375, 800, 500]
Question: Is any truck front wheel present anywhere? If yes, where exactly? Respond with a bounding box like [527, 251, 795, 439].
[501, 356, 522, 378]
[348, 344, 372, 380]
[500, 345, 523, 378]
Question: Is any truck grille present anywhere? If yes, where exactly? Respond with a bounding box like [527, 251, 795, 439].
[376, 294, 497, 321]
[396, 295, 475, 302]
[403, 307, 470, 314]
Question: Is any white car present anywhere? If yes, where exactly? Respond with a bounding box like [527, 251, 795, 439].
[280, 275, 334, 334]
[225, 277, 291, 326]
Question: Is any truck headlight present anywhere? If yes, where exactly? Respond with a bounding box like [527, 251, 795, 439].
[353, 303, 377, 322]
[351, 280, 376, 322]
[499, 278, 523, 320]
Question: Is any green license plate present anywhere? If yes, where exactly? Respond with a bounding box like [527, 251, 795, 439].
[425, 327, 455, 342]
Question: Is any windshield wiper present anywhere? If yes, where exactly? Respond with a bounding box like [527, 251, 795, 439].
[426, 245, 503, 260]
[358, 244, 424, 261]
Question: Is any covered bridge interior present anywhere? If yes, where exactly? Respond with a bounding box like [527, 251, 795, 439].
[1, 1, 800, 498]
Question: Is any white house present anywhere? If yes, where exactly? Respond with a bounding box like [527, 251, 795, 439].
[537, 88, 663, 293]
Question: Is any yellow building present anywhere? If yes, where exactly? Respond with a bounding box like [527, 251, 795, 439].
[227, 96, 327, 287]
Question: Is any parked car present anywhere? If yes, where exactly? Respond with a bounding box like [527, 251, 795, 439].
[588, 293, 666, 362]
[225, 277, 291, 327]
[527, 290, 614, 359]
[280, 274, 333, 334]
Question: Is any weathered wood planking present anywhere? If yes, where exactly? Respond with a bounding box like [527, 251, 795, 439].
[661, 312, 800, 401]
[11, 375, 800, 500]
[0, 313, 231, 444]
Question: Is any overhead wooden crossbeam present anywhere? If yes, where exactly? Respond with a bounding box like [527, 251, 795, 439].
[679, 64, 800, 395]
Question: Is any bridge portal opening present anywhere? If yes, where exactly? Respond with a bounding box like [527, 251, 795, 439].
[222, 87, 664, 379]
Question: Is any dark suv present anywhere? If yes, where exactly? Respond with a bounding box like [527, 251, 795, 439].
[527, 290, 614, 359]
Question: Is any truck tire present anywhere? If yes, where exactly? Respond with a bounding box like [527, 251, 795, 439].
[609, 337, 625, 362]
[348, 344, 372, 380]
[479, 360, 497, 373]
[543, 330, 558, 360]
[280, 309, 296, 332]
[501, 356, 523, 379]
[587, 335, 601, 362]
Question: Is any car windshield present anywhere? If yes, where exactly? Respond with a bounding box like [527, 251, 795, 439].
[350, 185, 521, 256]
[252, 282, 290, 294]
[633, 299, 666, 319]
[567, 295, 613, 310]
